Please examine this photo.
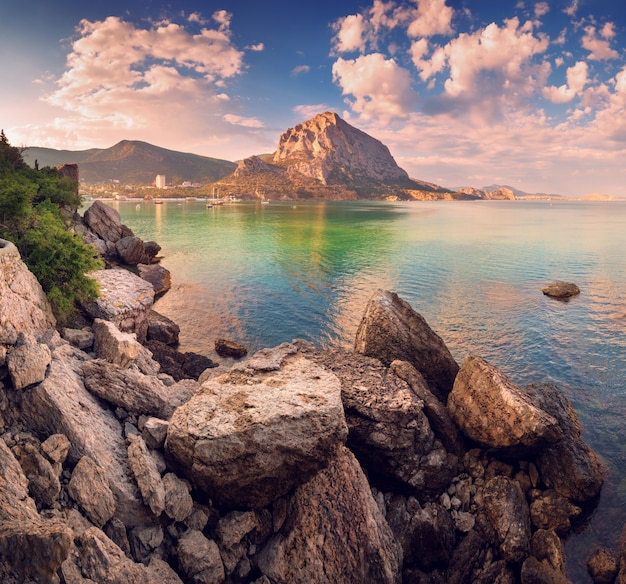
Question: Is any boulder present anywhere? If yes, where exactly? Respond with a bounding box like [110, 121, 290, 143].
[406, 502, 457, 570]
[68, 456, 116, 527]
[587, 548, 619, 584]
[183, 351, 217, 379]
[525, 382, 604, 503]
[163, 472, 194, 522]
[177, 530, 225, 584]
[147, 309, 179, 344]
[0, 239, 56, 345]
[215, 338, 248, 358]
[541, 281, 580, 300]
[145, 340, 218, 381]
[142, 417, 169, 449]
[354, 289, 459, 401]
[20, 343, 150, 527]
[6, 335, 51, 390]
[12, 441, 60, 508]
[83, 200, 127, 243]
[482, 475, 531, 563]
[531, 529, 567, 575]
[447, 355, 563, 452]
[127, 434, 165, 517]
[529, 490, 582, 533]
[82, 359, 180, 419]
[115, 235, 146, 265]
[296, 341, 458, 496]
[165, 343, 348, 508]
[0, 438, 72, 582]
[521, 557, 570, 584]
[256, 447, 402, 584]
[390, 360, 465, 456]
[40, 433, 71, 465]
[93, 318, 140, 368]
[80, 527, 180, 584]
[139, 265, 172, 296]
[82, 268, 155, 343]
[62, 327, 95, 350]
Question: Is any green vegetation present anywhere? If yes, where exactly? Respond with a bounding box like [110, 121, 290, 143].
[0, 130, 103, 324]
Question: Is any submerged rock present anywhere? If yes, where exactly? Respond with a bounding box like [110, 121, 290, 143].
[165, 344, 348, 508]
[354, 289, 459, 401]
[215, 338, 248, 358]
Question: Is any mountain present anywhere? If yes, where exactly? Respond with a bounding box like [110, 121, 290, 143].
[215, 112, 456, 200]
[22, 140, 236, 185]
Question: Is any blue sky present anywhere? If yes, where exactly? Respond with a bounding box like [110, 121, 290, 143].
[1, 0, 625, 196]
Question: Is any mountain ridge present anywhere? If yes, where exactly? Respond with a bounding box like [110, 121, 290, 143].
[22, 140, 236, 185]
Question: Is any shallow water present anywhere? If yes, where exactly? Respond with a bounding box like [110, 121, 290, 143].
[107, 198, 626, 581]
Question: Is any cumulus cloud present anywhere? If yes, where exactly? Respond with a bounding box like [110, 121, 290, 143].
[543, 60, 588, 103]
[406, 0, 454, 38]
[582, 25, 619, 60]
[247, 42, 265, 51]
[31, 13, 272, 159]
[534, 2, 549, 18]
[293, 104, 333, 120]
[331, 14, 367, 54]
[332, 53, 417, 122]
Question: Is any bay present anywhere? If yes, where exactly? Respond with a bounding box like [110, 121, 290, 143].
[108, 198, 626, 581]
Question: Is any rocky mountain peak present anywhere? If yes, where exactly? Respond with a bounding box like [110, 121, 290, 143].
[272, 112, 409, 186]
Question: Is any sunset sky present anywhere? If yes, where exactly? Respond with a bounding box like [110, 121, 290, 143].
[2, 0, 625, 196]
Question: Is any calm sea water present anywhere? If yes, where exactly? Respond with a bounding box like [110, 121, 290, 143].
[105, 198, 626, 581]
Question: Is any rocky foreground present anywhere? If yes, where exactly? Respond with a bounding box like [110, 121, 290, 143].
[0, 204, 625, 584]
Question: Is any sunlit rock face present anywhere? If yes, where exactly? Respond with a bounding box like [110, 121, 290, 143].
[273, 112, 410, 186]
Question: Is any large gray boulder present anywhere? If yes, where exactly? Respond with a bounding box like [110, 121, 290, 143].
[83, 200, 128, 243]
[0, 239, 56, 345]
[296, 341, 458, 496]
[354, 289, 459, 401]
[93, 318, 140, 368]
[20, 343, 150, 527]
[115, 235, 146, 265]
[6, 334, 52, 390]
[68, 455, 116, 527]
[0, 438, 72, 582]
[447, 355, 563, 452]
[82, 359, 194, 419]
[257, 446, 403, 584]
[83, 268, 155, 343]
[165, 343, 348, 508]
[483, 475, 531, 563]
[525, 382, 604, 503]
[146, 309, 180, 345]
[139, 264, 172, 296]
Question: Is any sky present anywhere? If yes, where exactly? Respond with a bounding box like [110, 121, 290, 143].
[1, 0, 625, 196]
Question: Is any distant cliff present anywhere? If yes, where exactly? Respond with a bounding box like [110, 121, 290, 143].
[216, 112, 457, 200]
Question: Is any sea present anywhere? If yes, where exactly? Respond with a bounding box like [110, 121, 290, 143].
[104, 198, 626, 581]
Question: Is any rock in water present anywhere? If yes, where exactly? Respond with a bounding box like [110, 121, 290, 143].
[83, 200, 127, 243]
[541, 281, 580, 300]
[165, 343, 348, 508]
[354, 289, 459, 401]
[447, 355, 563, 452]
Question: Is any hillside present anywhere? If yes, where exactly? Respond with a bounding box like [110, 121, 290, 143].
[213, 112, 459, 201]
[22, 140, 236, 185]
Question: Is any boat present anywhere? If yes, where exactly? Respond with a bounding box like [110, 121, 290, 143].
[154, 199, 163, 204]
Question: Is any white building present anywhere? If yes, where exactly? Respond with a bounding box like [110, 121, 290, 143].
[155, 174, 166, 189]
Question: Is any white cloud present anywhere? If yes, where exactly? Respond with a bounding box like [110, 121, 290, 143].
[534, 2, 549, 18]
[332, 53, 417, 123]
[600, 22, 616, 39]
[331, 14, 367, 54]
[582, 25, 619, 60]
[406, 0, 454, 38]
[543, 60, 588, 103]
[293, 104, 332, 120]
[563, 0, 578, 17]
[291, 65, 311, 76]
[224, 114, 264, 128]
[247, 43, 265, 52]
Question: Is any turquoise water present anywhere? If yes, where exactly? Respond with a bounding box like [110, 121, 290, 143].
[107, 199, 626, 580]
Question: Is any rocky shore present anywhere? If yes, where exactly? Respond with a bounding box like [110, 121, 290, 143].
[0, 202, 624, 584]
